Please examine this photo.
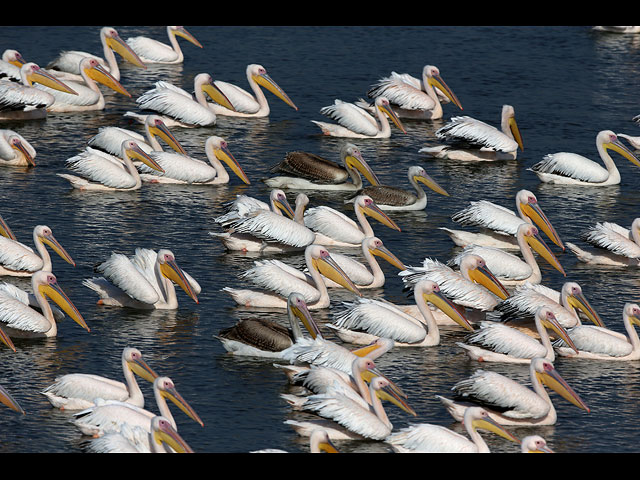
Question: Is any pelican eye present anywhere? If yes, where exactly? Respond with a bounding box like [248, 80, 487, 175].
[543, 362, 553, 372]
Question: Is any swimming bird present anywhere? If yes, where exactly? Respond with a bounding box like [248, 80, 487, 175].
[437, 357, 590, 426]
[566, 218, 640, 266]
[520, 435, 553, 453]
[41, 347, 159, 410]
[0, 49, 25, 82]
[251, 429, 339, 453]
[0, 383, 24, 414]
[126, 26, 203, 64]
[83, 248, 200, 310]
[0, 129, 36, 167]
[529, 130, 640, 186]
[265, 143, 381, 191]
[420, 104, 523, 161]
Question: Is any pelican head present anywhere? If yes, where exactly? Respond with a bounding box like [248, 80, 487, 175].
[370, 376, 416, 417]
[600, 130, 640, 168]
[123, 347, 159, 384]
[169, 26, 203, 49]
[624, 303, 640, 329]
[364, 237, 405, 270]
[0, 384, 24, 415]
[341, 143, 380, 186]
[356, 356, 407, 399]
[80, 57, 130, 97]
[249, 64, 298, 111]
[516, 190, 564, 250]
[416, 280, 474, 331]
[0, 215, 17, 241]
[154, 377, 204, 427]
[309, 429, 339, 453]
[520, 224, 565, 276]
[6, 134, 35, 167]
[195, 73, 236, 112]
[156, 249, 199, 304]
[535, 307, 578, 353]
[34, 271, 89, 332]
[465, 407, 520, 445]
[424, 65, 463, 110]
[150, 416, 195, 453]
[356, 196, 401, 232]
[145, 115, 187, 155]
[531, 357, 590, 412]
[462, 254, 509, 300]
[101, 27, 146, 69]
[205, 136, 250, 185]
[287, 292, 322, 340]
[562, 282, 604, 327]
[351, 337, 394, 359]
[2, 49, 26, 67]
[408, 165, 449, 196]
[34, 225, 75, 267]
[521, 435, 554, 453]
[21, 63, 77, 95]
[502, 104, 523, 150]
[374, 97, 406, 133]
[270, 189, 296, 219]
[308, 245, 362, 297]
[122, 140, 164, 172]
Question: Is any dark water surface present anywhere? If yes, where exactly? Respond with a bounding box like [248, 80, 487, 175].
[1, 26, 640, 453]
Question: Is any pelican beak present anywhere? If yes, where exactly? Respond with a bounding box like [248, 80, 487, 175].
[174, 26, 203, 49]
[344, 150, 380, 186]
[289, 301, 322, 340]
[85, 62, 131, 97]
[149, 121, 188, 155]
[467, 264, 510, 300]
[361, 367, 407, 399]
[0, 326, 16, 353]
[472, 416, 520, 444]
[415, 172, 449, 197]
[253, 72, 298, 111]
[537, 365, 590, 412]
[105, 34, 146, 69]
[0, 216, 17, 241]
[161, 384, 204, 427]
[126, 143, 164, 173]
[606, 138, 640, 168]
[361, 201, 401, 232]
[525, 230, 566, 276]
[317, 437, 339, 453]
[152, 420, 194, 453]
[509, 116, 524, 151]
[215, 143, 250, 185]
[428, 74, 463, 110]
[40, 279, 89, 332]
[8, 53, 26, 68]
[273, 197, 296, 219]
[159, 258, 199, 304]
[377, 102, 406, 133]
[527, 443, 554, 453]
[423, 290, 474, 331]
[542, 313, 579, 354]
[375, 382, 416, 416]
[0, 384, 24, 415]
[567, 292, 604, 328]
[519, 200, 564, 250]
[313, 254, 362, 297]
[127, 357, 159, 384]
[370, 244, 406, 270]
[202, 81, 236, 112]
[28, 65, 77, 95]
[11, 138, 35, 167]
[39, 232, 75, 267]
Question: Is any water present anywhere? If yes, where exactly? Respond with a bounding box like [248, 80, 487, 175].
[0, 25, 640, 453]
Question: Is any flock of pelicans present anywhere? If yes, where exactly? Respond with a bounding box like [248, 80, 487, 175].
[0, 25, 639, 454]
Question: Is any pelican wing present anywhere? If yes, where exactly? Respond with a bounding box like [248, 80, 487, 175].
[73, 401, 153, 435]
[328, 252, 374, 285]
[36, 81, 100, 108]
[304, 206, 363, 244]
[387, 424, 476, 453]
[437, 116, 518, 153]
[270, 152, 348, 184]
[449, 246, 532, 281]
[65, 148, 137, 189]
[0, 236, 42, 272]
[463, 322, 547, 359]
[213, 80, 260, 114]
[280, 337, 358, 373]
[242, 259, 319, 303]
[495, 283, 579, 327]
[557, 326, 633, 357]
[140, 151, 216, 183]
[368, 74, 435, 111]
[357, 185, 417, 207]
[0, 282, 65, 321]
[214, 195, 271, 225]
[42, 374, 129, 404]
[95, 252, 160, 305]
[126, 37, 176, 63]
[319, 100, 379, 137]
[0, 294, 51, 333]
[88, 127, 151, 156]
[530, 153, 610, 183]
[47, 51, 103, 75]
[582, 222, 640, 258]
[227, 211, 316, 248]
[0, 82, 54, 111]
[135, 82, 216, 126]
[451, 200, 522, 235]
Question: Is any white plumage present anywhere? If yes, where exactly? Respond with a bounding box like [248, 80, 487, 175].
[126, 26, 202, 64]
[0, 129, 36, 167]
[566, 218, 640, 266]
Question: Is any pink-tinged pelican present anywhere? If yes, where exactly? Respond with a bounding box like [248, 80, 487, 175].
[566, 218, 640, 266]
[126, 26, 203, 64]
[0, 383, 24, 414]
[312, 97, 407, 138]
[520, 435, 554, 453]
[0, 129, 36, 167]
[529, 130, 640, 186]
[437, 357, 590, 426]
[421, 104, 523, 161]
[0, 49, 26, 82]
[83, 248, 200, 310]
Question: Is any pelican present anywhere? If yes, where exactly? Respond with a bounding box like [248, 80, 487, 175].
[448, 224, 566, 286]
[566, 218, 640, 266]
[0, 384, 24, 414]
[366, 64, 463, 120]
[83, 248, 200, 310]
[331, 279, 474, 347]
[529, 130, 640, 186]
[223, 244, 362, 310]
[304, 195, 401, 247]
[215, 292, 322, 357]
[456, 307, 578, 363]
[593, 26, 640, 33]
[437, 357, 590, 426]
[312, 97, 407, 138]
[0, 62, 78, 121]
[251, 429, 339, 454]
[420, 104, 523, 161]
[124, 73, 236, 128]
[0, 49, 25, 82]
[618, 132, 640, 151]
[347, 165, 449, 211]
[0, 224, 75, 277]
[138, 136, 250, 185]
[58, 140, 165, 191]
[213, 189, 295, 226]
[554, 303, 640, 361]
[42, 347, 159, 410]
[521, 435, 553, 453]
[72, 376, 203, 438]
[0, 271, 89, 338]
[442, 189, 565, 251]
[265, 143, 381, 191]
[0, 129, 36, 167]
[386, 406, 519, 453]
[126, 26, 203, 64]
[47, 26, 146, 82]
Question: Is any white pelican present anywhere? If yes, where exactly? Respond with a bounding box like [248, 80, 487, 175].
[47, 26, 146, 82]
[420, 104, 523, 161]
[0, 224, 75, 277]
[448, 224, 566, 286]
[566, 218, 640, 266]
[520, 435, 553, 453]
[126, 26, 203, 64]
[72, 376, 203, 438]
[0, 62, 78, 121]
[0, 129, 36, 167]
[312, 97, 407, 139]
[215, 292, 322, 357]
[529, 130, 640, 186]
[41, 347, 158, 410]
[456, 307, 578, 363]
[58, 140, 165, 191]
[139, 136, 250, 185]
[223, 244, 362, 310]
[0, 383, 24, 414]
[331, 279, 473, 347]
[0, 49, 25, 82]
[366, 65, 463, 120]
[264, 143, 381, 191]
[593, 26, 640, 33]
[83, 248, 200, 310]
[442, 189, 565, 251]
[251, 429, 339, 454]
[618, 132, 640, 151]
[347, 165, 449, 211]
[125, 73, 236, 128]
[213, 189, 295, 226]
[437, 357, 590, 426]
[207, 64, 298, 118]
[554, 303, 640, 361]
[0, 271, 89, 339]
[304, 195, 401, 247]
[386, 406, 519, 453]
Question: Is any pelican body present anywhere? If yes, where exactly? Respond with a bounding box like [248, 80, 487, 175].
[126, 26, 203, 64]
[566, 218, 640, 266]
[0, 129, 36, 167]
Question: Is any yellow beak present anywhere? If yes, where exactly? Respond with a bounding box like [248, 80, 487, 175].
[126, 143, 164, 173]
[161, 384, 204, 427]
[105, 35, 146, 69]
[415, 173, 449, 197]
[361, 201, 401, 232]
[0, 216, 17, 241]
[467, 265, 510, 300]
[344, 151, 380, 186]
[509, 116, 524, 150]
[472, 417, 520, 444]
[203, 81, 236, 112]
[215, 144, 250, 185]
[428, 74, 463, 110]
[40, 232, 75, 267]
[12, 138, 35, 167]
[253, 72, 298, 110]
[371, 244, 406, 270]
[567, 292, 604, 328]
[537, 367, 590, 412]
[526, 230, 566, 276]
[127, 357, 159, 384]
[377, 103, 406, 133]
[289, 303, 322, 340]
[28, 66, 77, 95]
[313, 254, 362, 297]
[152, 420, 195, 453]
[85, 62, 130, 97]
[40, 281, 89, 332]
[542, 314, 578, 353]
[174, 26, 203, 49]
[520, 201, 564, 250]
[0, 384, 24, 415]
[0, 326, 16, 353]
[159, 259, 199, 304]
[606, 139, 640, 168]
[149, 121, 188, 156]
[424, 290, 474, 331]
